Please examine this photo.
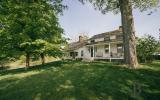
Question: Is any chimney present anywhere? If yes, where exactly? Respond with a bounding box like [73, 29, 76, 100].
[79, 35, 83, 42]
[79, 35, 88, 42]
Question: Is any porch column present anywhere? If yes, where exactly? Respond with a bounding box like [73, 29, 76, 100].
[93, 45, 95, 59]
[109, 42, 111, 62]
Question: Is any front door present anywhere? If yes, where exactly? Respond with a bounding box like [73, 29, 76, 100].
[91, 47, 93, 57]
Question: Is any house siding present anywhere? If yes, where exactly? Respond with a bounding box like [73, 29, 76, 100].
[74, 46, 91, 59]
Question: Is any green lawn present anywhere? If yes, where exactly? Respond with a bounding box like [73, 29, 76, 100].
[0, 61, 160, 100]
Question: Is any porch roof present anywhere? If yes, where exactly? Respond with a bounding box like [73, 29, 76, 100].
[67, 41, 87, 51]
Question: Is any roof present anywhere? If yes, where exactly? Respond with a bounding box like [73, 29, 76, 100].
[67, 27, 122, 51]
[90, 29, 122, 40]
[67, 41, 87, 51]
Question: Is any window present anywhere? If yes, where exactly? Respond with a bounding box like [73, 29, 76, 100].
[117, 35, 123, 40]
[95, 38, 104, 42]
[91, 40, 95, 43]
[70, 52, 78, 57]
[105, 49, 109, 53]
[81, 50, 84, 57]
[75, 52, 78, 56]
[104, 37, 110, 41]
[105, 45, 109, 48]
[110, 35, 116, 40]
[117, 44, 123, 53]
[70, 52, 73, 57]
[105, 45, 109, 53]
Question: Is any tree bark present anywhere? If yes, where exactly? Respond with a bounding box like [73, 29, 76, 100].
[26, 52, 30, 68]
[119, 0, 138, 68]
[40, 53, 45, 65]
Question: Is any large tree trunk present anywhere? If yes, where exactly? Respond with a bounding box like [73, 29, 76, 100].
[26, 52, 30, 68]
[40, 53, 45, 65]
[119, 0, 138, 68]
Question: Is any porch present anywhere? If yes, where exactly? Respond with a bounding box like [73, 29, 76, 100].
[86, 42, 124, 61]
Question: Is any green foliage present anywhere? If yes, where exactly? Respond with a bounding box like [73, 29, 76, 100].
[0, 0, 64, 41]
[78, 0, 159, 14]
[0, 0, 66, 65]
[0, 26, 22, 67]
[20, 39, 64, 57]
[136, 35, 159, 63]
[133, 0, 159, 11]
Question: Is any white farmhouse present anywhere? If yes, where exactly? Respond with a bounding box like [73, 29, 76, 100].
[66, 26, 124, 61]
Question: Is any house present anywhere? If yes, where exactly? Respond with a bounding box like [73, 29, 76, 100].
[153, 47, 160, 60]
[66, 26, 124, 61]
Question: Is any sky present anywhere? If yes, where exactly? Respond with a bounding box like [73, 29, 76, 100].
[59, 0, 160, 42]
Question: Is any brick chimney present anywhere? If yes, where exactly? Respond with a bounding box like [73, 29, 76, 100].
[79, 35, 87, 42]
[79, 35, 83, 42]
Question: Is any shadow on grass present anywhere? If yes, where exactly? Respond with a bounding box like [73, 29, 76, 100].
[0, 60, 160, 100]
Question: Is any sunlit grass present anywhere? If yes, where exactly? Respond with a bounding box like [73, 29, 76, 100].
[0, 71, 41, 80]
[0, 60, 160, 100]
[6, 56, 58, 69]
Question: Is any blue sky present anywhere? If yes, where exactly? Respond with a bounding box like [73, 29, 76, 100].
[59, 0, 160, 42]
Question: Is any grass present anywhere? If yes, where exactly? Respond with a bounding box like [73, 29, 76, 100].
[6, 56, 58, 69]
[0, 61, 160, 100]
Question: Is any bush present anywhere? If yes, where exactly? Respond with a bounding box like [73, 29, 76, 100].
[136, 35, 159, 63]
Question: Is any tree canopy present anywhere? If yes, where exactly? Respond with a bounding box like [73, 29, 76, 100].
[137, 35, 159, 63]
[79, 0, 159, 14]
[0, 0, 66, 67]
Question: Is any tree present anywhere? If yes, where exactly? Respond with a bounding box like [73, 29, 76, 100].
[0, 0, 66, 68]
[137, 35, 159, 63]
[79, 0, 159, 68]
[0, 17, 24, 68]
[0, 32, 21, 67]
[20, 39, 64, 67]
